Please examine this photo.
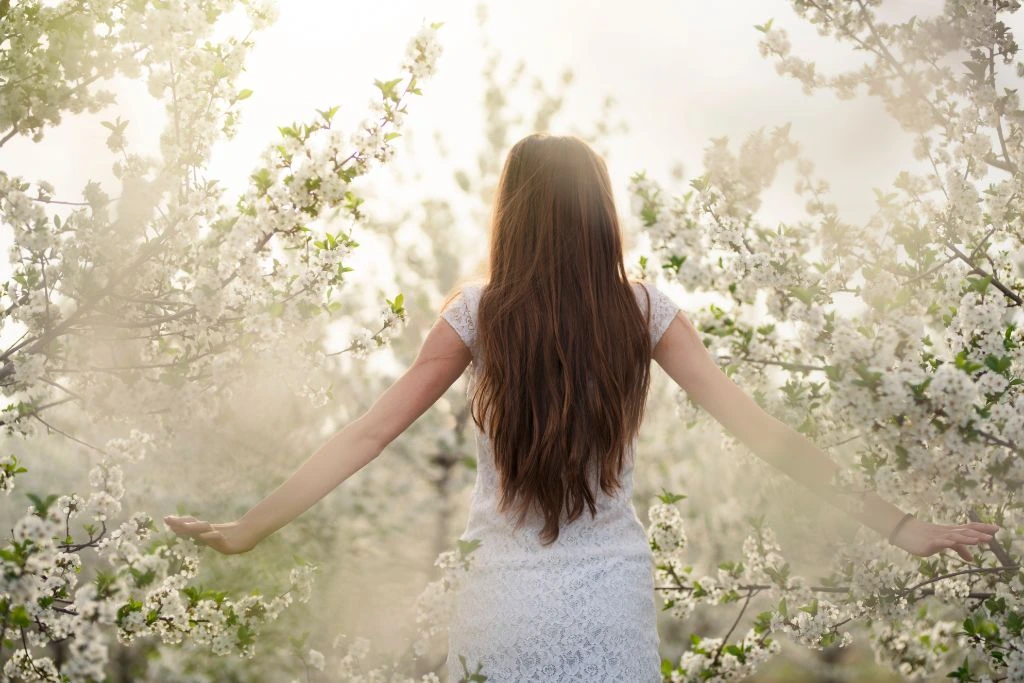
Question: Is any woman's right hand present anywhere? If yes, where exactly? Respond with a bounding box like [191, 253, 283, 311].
[890, 517, 1000, 562]
[164, 515, 261, 555]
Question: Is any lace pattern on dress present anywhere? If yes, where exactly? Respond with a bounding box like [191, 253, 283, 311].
[441, 284, 481, 350]
[637, 280, 681, 348]
[440, 280, 681, 682]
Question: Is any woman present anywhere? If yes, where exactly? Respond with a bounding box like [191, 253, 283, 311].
[165, 133, 999, 682]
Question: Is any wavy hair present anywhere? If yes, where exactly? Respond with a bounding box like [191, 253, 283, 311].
[453, 133, 653, 546]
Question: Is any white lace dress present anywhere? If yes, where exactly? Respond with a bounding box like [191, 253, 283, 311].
[439, 280, 680, 683]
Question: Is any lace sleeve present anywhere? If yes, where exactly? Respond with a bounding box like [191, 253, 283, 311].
[643, 281, 680, 347]
[441, 285, 478, 349]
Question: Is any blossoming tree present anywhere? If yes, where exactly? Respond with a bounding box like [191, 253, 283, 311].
[0, 0, 443, 680]
[7, 0, 1023, 681]
[629, 1, 1024, 680]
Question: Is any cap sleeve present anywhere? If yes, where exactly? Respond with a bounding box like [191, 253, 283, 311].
[440, 284, 479, 349]
[641, 281, 680, 347]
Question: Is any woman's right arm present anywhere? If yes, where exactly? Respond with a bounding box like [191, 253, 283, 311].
[651, 309, 999, 561]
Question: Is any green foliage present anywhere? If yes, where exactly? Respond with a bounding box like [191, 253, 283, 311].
[457, 538, 482, 558]
[656, 488, 687, 504]
[26, 492, 58, 517]
[457, 653, 488, 682]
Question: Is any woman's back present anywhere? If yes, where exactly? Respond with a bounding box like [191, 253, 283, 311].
[441, 278, 679, 682]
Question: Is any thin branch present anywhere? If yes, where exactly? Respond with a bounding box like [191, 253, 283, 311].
[30, 412, 106, 454]
[902, 564, 1020, 596]
[712, 588, 755, 667]
[736, 355, 827, 374]
[943, 239, 1023, 306]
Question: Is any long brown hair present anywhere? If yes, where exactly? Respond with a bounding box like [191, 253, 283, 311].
[455, 133, 653, 546]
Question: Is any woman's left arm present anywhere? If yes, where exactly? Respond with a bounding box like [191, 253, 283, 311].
[164, 315, 472, 554]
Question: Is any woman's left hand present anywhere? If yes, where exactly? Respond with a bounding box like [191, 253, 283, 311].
[163, 515, 260, 555]
[889, 516, 998, 563]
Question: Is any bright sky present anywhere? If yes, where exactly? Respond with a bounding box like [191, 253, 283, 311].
[2, 0, 953, 335]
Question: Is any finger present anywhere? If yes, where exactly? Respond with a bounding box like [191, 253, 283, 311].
[164, 516, 199, 531]
[166, 515, 198, 524]
[954, 522, 997, 532]
[176, 521, 214, 538]
[945, 532, 989, 545]
[951, 543, 974, 563]
[183, 520, 212, 528]
[935, 536, 972, 561]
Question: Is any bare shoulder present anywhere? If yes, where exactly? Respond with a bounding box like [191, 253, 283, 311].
[626, 278, 651, 300]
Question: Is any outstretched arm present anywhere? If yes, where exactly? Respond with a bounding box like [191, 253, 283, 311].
[164, 314, 472, 554]
[652, 309, 999, 562]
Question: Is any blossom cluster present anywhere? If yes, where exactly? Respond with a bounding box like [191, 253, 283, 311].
[411, 539, 481, 659]
[0, 0, 445, 679]
[631, 2, 1024, 678]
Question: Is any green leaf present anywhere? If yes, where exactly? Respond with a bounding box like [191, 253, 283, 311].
[250, 167, 273, 194]
[798, 598, 818, 617]
[1006, 611, 1023, 636]
[456, 538, 482, 557]
[966, 275, 992, 294]
[946, 655, 972, 681]
[374, 77, 404, 101]
[789, 284, 818, 305]
[662, 254, 686, 273]
[9, 605, 30, 628]
[753, 611, 772, 634]
[656, 488, 687, 504]
[316, 105, 340, 124]
[237, 622, 255, 646]
[689, 173, 711, 192]
[236, 88, 254, 101]
[26, 492, 58, 516]
[851, 363, 883, 389]
[962, 59, 989, 83]
[984, 354, 1012, 374]
[724, 643, 745, 658]
[823, 365, 843, 382]
[953, 350, 984, 374]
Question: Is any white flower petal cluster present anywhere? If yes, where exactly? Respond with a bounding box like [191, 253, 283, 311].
[0, 2, 450, 679]
[630, 2, 1024, 678]
[410, 542, 479, 659]
[401, 25, 444, 81]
